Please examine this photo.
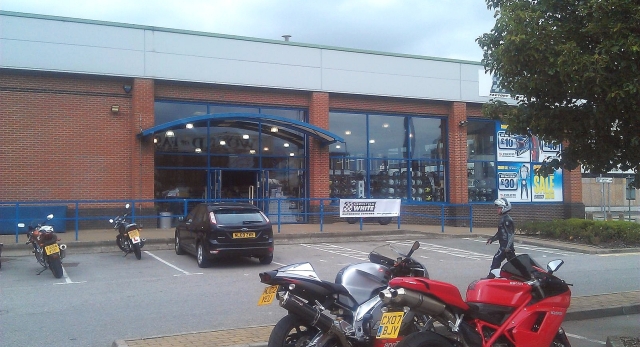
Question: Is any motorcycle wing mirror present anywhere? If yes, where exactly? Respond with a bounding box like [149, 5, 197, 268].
[46, 214, 54, 220]
[407, 241, 420, 257]
[17, 223, 25, 228]
[547, 259, 564, 274]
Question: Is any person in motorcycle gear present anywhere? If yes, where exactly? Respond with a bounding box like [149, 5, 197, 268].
[486, 198, 515, 278]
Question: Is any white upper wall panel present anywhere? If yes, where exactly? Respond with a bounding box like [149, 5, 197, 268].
[0, 11, 489, 103]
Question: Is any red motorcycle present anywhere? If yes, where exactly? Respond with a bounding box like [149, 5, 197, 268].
[378, 254, 572, 347]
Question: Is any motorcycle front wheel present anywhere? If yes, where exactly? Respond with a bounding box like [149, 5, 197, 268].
[49, 257, 63, 279]
[132, 243, 142, 260]
[268, 314, 326, 347]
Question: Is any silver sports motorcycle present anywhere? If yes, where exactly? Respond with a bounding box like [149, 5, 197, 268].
[258, 241, 431, 347]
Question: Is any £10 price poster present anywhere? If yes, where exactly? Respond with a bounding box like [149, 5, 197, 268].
[497, 163, 532, 202]
[531, 164, 563, 202]
[496, 123, 531, 162]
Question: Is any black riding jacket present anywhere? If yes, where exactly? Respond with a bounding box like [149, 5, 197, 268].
[490, 213, 515, 250]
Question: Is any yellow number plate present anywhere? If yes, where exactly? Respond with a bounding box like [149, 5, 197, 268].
[233, 232, 256, 239]
[257, 285, 278, 306]
[44, 243, 60, 255]
[376, 311, 405, 339]
[128, 229, 140, 239]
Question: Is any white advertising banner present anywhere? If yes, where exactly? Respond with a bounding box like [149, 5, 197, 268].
[339, 199, 401, 217]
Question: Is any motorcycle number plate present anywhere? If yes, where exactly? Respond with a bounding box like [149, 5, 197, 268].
[376, 311, 404, 339]
[44, 243, 60, 255]
[128, 229, 141, 243]
[257, 285, 278, 306]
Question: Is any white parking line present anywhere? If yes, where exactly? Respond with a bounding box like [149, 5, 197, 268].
[144, 251, 203, 276]
[393, 240, 493, 260]
[300, 243, 369, 260]
[566, 333, 606, 344]
[463, 238, 579, 256]
[54, 266, 86, 285]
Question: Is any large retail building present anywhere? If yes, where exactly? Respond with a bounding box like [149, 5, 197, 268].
[0, 11, 584, 227]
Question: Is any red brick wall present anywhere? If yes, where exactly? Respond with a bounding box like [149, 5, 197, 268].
[308, 92, 330, 205]
[0, 71, 135, 201]
[448, 102, 468, 204]
[131, 78, 155, 207]
[155, 82, 310, 107]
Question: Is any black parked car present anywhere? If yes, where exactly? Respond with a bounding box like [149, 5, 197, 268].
[174, 202, 274, 267]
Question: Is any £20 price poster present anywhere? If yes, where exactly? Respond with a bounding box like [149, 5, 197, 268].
[497, 163, 532, 202]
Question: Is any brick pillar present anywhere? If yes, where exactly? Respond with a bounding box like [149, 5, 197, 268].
[131, 78, 155, 205]
[448, 102, 468, 204]
[563, 164, 585, 218]
[308, 92, 330, 206]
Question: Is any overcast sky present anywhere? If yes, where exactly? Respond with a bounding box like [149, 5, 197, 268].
[0, 0, 496, 62]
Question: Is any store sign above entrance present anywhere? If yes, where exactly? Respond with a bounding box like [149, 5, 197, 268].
[138, 113, 344, 146]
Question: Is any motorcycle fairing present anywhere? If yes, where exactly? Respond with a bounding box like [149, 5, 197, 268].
[388, 277, 469, 311]
[260, 263, 356, 308]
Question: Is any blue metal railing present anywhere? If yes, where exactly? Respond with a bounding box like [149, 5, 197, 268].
[0, 198, 474, 243]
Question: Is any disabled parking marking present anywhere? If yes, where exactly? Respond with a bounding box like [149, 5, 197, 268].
[463, 238, 580, 256]
[299, 243, 369, 260]
[144, 251, 203, 276]
[54, 266, 86, 285]
[392, 240, 493, 261]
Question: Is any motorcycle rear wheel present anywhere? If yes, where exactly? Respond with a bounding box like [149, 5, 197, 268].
[116, 234, 127, 252]
[268, 314, 326, 347]
[132, 243, 142, 260]
[395, 331, 454, 347]
[49, 257, 64, 279]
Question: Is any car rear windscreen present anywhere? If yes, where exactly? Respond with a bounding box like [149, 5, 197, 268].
[214, 210, 266, 225]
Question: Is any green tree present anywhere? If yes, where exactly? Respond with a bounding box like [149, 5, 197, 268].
[477, 0, 640, 181]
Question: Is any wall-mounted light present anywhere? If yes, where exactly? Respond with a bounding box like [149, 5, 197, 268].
[345, 130, 351, 135]
[458, 120, 469, 127]
[123, 84, 132, 94]
[111, 105, 120, 113]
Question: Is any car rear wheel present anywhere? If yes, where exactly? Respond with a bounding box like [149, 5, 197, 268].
[196, 242, 210, 268]
[175, 231, 185, 255]
[259, 254, 273, 265]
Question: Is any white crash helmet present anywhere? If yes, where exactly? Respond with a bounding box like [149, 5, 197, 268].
[494, 198, 512, 214]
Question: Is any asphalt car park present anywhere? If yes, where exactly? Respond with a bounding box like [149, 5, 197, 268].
[0, 239, 637, 347]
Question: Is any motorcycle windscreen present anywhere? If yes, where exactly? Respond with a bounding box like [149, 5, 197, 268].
[275, 262, 321, 281]
[501, 254, 543, 280]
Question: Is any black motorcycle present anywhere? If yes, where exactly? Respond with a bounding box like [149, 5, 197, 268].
[258, 241, 430, 347]
[19, 214, 67, 278]
[109, 204, 145, 260]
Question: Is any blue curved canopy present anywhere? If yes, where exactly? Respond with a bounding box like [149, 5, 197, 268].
[138, 113, 343, 146]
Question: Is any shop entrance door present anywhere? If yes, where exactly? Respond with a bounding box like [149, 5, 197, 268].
[209, 170, 270, 210]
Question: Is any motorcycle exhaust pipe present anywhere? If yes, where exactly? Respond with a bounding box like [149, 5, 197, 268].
[279, 291, 335, 333]
[379, 288, 447, 316]
[59, 244, 67, 259]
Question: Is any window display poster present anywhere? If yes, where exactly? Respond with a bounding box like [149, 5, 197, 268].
[496, 123, 531, 162]
[497, 163, 532, 202]
[531, 165, 563, 202]
[531, 136, 562, 163]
